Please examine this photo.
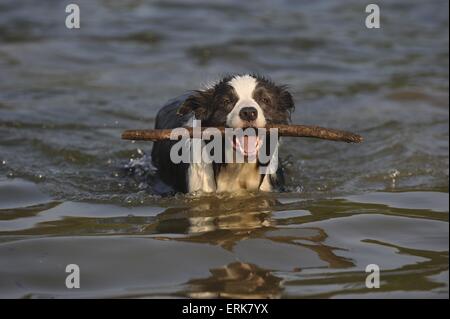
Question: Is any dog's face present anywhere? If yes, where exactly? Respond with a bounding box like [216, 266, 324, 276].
[178, 74, 295, 157]
[178, 74, 294, 127]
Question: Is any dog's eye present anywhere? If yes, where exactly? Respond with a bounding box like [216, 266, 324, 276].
[223, 98, 231, 105]
[262, 97, 271, 105]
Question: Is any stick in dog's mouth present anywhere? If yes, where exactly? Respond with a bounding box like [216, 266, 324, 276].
[121, 124, 363, 144]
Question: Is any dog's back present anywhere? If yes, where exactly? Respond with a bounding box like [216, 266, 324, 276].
[151, 94, 192, 193]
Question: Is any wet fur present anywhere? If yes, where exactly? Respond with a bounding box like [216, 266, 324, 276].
[151, 74, 294, 194]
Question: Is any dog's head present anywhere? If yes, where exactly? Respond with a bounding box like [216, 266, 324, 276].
[178, 74, 295, 157]
[178, 74, 295, 127]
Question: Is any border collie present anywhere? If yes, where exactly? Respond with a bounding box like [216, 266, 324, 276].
[151, 74, 294, 193]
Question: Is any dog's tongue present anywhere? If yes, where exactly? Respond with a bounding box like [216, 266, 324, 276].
[239, 135, 258, 154]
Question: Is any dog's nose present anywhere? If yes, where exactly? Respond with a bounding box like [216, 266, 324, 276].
[239, 107, 258, 122]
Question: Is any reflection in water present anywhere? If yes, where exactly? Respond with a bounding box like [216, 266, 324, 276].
[148, 195, 357, 298]
[151, 195, 277, 236]
[149, 195, 353, 269]
[186, 262, 283, 299]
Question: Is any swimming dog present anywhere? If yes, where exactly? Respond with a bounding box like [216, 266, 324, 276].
[151, 74, 295, 193]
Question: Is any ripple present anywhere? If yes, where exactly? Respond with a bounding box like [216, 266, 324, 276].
[0, 179, 52, 210]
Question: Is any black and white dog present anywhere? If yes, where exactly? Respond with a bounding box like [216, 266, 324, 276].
[151, 74, 295, 193]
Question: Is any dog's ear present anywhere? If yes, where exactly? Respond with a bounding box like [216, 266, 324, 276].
[177, 90, 213, 120]
[278, 86, 295, 120]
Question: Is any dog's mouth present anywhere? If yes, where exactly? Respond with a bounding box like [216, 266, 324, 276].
[230, 135, 262, 157]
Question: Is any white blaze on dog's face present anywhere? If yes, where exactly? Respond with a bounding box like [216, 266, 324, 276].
[226, 75, 266, 128]
[225, 75, 265, 157]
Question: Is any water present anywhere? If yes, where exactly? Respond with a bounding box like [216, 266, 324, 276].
[0, 0, 448, 298]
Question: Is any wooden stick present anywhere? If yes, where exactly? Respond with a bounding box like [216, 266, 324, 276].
[121, 124, 363, 143]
